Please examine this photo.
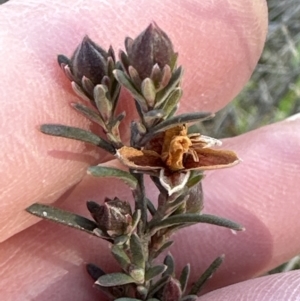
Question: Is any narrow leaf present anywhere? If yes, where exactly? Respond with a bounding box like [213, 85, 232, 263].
[71, 102, 106, 128]
[179, 264, 190, 294]
[141, 78, 156, 107]
[86, 263, 106, 281]
[113, 70, 148, 111]
[88, 166, 138, 189]
[161, 87, 182, 117]
[111, 245, 131, 271]
[150, 112, 214, 133]
[152, 240, 174, 259]
[189, 255, 224, 295]
[145, 265, 167, 281]
[96, 273, 135, 287]
[57, 54, 70, 66]
[130, 233, 145, 269]
[155, 66, 183, 108]
[26, 203, 98, 235]
[147, 275, 170, 298]
[40, 124, 115, 154]
[163, 254, 175, 277]
[94, 84, 112, 121]
[150, 213, 244, 233]
[146, 198, 157, 216]
[186, 174, 203, 188]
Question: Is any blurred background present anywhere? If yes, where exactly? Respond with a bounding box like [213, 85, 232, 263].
[199, 0, 300, 138]
[1, 0, 299, 273]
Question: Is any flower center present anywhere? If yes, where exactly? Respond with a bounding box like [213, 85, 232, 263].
[164, 135, 192, 171]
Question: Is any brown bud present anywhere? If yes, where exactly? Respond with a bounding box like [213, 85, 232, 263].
[87, 198, 132, 237]
[125, 22, 175, 79]
[162, 277, 182, 301]
[69, 36, 114, 86]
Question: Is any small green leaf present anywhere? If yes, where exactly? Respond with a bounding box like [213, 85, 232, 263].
[111, 245, 131, 272]
[128, 66, 142, 90]
[150, 213, 244, 233]
[40, 124, 115, 154]
[26, 203, 98, 236]
[94, 84, 113, 121]
[161, 87, 182, 117]
[186, 173, 204, 188]
[113, 70, 148, 111]
[141, 78, 156, 107]
[151, 112, 214, 133]
[163, 254, 175, 277]
[189, 255, 224, 295]
[147, 275, 170, 298]
[155, 66, 183, 108]
[88, 166, 138, 189]
[152, 240, 174, 259]
[146, 198, 156, 216]
[96, 273, 136, 287]
[57, 54, 70, 66]
[86, 263, 105, 281]
[179, 264, 190, 294]
[145, 265, 167, 281]
[71, 102, 106, 129]
[130, 233, 145, 269]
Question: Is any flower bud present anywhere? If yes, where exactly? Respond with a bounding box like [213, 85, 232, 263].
[70, 35, 112, 86]
[162, 277, 182, 301]
[125, 22, 175, 79]
[87, 198, 132, 237]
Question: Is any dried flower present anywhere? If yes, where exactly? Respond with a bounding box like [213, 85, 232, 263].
[117, 124, 239, 194]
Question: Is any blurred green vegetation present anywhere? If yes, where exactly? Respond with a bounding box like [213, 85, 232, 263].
[200, 0, 300, 138]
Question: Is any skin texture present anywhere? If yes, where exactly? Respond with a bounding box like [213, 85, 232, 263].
[1, 0, 300, 300]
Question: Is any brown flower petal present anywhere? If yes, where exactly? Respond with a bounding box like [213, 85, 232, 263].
[184, 148, 240, 170]
[117, 146, 164, 170]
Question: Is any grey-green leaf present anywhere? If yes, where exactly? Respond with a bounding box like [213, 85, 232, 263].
[155, 66, 183, 108]
[130, 233, 145, 269]
[96, 273, 136, 287]
[113, 70, 148, 111]
[152, 240, 174, 259]
[40, 124, 115, 154]
[150, 112, 214, 133]
[163, 254, 175, 277]
[147, 275, 170, 298]
[26, 203, 98, 236]
[111, 245, 131, 271]
[145, 265, 167, 281]
[161, 87, 182, 117]
[71, 102, 106, 129]
[150, 213, 244, 233]
[189, 255, 224, 295]
[179, 264, 190, 294]
[88, 166, 138, 189]
[94, 84, 112, 121]
[141, 78, 156, 107]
